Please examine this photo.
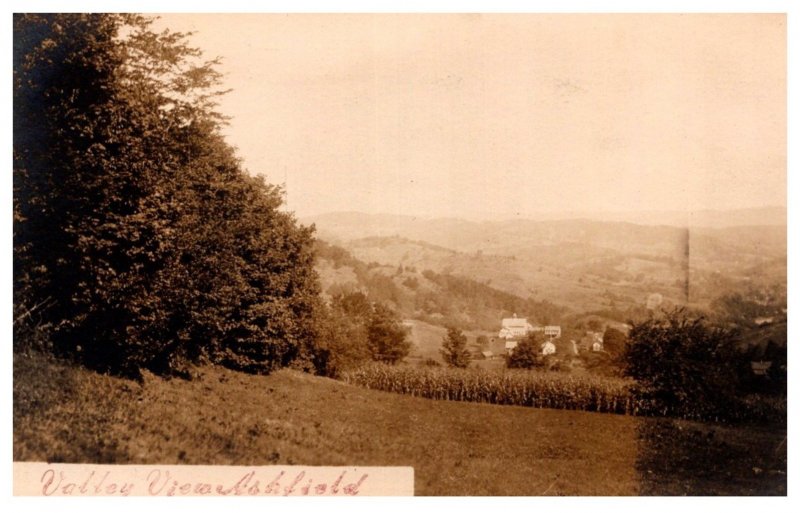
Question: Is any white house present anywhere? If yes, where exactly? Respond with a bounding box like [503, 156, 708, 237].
[498, 314, 535, 340]
[544, 325, 561, 338]
[541, 340, 556, 355]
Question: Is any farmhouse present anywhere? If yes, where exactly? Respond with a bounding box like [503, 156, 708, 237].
[498, 314, 537, 340]
[498, 315, 563, 354]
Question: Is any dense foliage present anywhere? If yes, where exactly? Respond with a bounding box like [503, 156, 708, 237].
[621, 309, 744, 421]
[601, 326, 627, 357]
[440, 326, 470, 368]
[505, 333, 543, 369]
[366, 303, 411, 364]
[14, 14, 319, 376]
[309, 292, 410, 376]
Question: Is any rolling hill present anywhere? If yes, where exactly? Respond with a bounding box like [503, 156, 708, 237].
[307, 211, 786, 316]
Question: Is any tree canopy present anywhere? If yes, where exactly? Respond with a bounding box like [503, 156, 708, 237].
[506, 333, 543, 369]
[441, 326, 470, 368]
[14, 14, 319, 376]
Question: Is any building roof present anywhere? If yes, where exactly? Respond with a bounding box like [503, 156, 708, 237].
[501, 317, 531, 329]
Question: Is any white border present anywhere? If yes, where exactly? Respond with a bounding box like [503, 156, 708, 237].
[3, 1, 796, 513]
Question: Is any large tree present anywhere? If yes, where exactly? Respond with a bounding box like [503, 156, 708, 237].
[440, 326, 470, 368]
[14, 14, 319, 376]
[366, 303, 410, 364]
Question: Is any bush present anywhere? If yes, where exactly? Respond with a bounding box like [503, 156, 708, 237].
[506, 333, 543, 369]
[622, 309, 743, 421]
[305, 302, 370, 378]
[602, 326, 627, 357]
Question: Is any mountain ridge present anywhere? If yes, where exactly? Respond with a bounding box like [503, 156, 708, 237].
[303, 206, 786, 232]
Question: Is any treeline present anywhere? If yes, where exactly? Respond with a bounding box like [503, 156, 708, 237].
[417, 271, 566, 328]
[14, 14, 323, 377]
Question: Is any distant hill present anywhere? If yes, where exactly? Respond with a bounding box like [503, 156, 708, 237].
[307, 211, 786, 316]
[314, 239, 567, 332]
[304, 206, 786, 241]
[571, 206, 786, 229]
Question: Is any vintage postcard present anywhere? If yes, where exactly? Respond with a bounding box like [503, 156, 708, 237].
[11, 10, 788, 499]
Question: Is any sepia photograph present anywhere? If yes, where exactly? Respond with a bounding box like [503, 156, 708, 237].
[10, 6, 791, 499]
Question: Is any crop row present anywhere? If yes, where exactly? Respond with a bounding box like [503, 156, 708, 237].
[341, 363, 652, 415]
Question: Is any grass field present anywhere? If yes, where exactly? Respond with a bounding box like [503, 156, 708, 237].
[403, 319, 496, 364]
[14, 352, 786, 495]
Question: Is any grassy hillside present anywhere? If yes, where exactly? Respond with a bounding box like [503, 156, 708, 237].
[402, 319, 495, 364]
[314, 239, 566, 331]
[14, 353, 786, 495]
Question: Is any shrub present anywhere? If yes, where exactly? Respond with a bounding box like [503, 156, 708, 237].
[602, 326, 627, 357]
[622, 309, 743, 421]
[305, 302, 370, 378]
[506, 333, 543, 369]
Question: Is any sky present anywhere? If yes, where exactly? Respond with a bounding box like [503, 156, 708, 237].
[154, 14, 786, 220]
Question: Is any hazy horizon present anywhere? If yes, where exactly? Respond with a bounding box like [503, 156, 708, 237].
[155, 14, 786, 220]
[303, 204, 788, 224]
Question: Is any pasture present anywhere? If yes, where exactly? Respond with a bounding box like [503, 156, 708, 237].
[14, 352, 786, 495]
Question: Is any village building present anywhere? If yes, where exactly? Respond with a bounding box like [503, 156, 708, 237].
[544, 325, 561, 338]
[498, 314, 536, 340]
[498, 315, 562, 354]
[541, 340, 556, 355]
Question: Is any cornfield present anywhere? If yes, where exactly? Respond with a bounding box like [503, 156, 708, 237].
[341, 363, 654, 416]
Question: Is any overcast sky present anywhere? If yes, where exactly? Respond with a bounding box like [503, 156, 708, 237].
[155, 14, 785, 220]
